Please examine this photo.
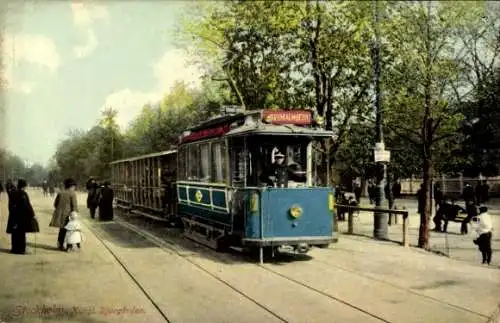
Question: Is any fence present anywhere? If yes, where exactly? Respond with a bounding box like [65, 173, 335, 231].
[335, 204, 410, 247]
[400, 175, 500, 197]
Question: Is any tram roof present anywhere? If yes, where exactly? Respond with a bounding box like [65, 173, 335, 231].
[109, 149, 177, 165]
[180, 109, 334, 144]
[225, 123, 334, 137]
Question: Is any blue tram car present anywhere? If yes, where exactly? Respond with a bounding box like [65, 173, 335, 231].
[110, 108, 336, 262]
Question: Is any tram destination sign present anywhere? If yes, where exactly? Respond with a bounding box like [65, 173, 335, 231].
[181, 124, 231, 143]
[262, 110, 312, 125]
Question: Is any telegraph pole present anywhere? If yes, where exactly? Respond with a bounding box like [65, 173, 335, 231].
[372, 0, 389, 240]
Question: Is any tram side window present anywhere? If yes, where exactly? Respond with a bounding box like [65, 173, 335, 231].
[211, 141, 228, 183]
[187, 144, 200, 180]
[199, 143, 210, 181]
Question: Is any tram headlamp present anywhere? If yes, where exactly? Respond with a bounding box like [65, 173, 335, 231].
[249, 193, 259, 213]
[289, 205, 303, 218]
[328, 192, 335, 211]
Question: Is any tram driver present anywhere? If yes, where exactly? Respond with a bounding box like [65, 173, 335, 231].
[260, 151, 288, 187]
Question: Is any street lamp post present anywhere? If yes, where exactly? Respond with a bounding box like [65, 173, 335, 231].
[372, 0, 389, 240]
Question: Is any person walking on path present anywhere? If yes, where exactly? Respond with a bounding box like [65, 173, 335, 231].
[473, 206, 493, 265]
[6, 179, 37, 254]
[97, 181, 114, 221]
[50, 178, 78, 251]
[86, 178, 100, 219]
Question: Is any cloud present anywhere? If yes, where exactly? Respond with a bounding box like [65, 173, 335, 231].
[71, 1, 108, 27]
[71, 1, 108, 59]
[102, 49, 205, 129]
[2, 33, 61, 94]
[73, 29, 98, 59]
[153, 49, 204, 93]
[102, 89, 161, 129]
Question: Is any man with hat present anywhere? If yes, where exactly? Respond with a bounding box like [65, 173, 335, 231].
[260, 151, 289, 187]
[50, 178, 78, 250]
[473, 206, 493, 265]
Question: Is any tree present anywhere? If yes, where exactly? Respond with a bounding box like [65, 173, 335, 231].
[381, 1, 487, 249]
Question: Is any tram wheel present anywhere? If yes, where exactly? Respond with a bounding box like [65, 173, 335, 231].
[317, 244, 330, 249]
[216, 236, 230, 252]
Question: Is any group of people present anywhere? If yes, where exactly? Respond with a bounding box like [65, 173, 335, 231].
[41, 180, 56, 197]
[3, 178, 84, 253]
[85, 178, 114, 221]
[423, 182, 493, 266]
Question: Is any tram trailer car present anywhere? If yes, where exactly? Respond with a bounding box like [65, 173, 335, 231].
[110, 108, 337, 261]
[110, 150, 178, 222]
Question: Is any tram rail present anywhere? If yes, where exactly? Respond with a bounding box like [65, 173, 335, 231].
[99, 212, 392, 323]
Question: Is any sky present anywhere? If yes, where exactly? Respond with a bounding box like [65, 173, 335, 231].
[2, 0, 204, 166]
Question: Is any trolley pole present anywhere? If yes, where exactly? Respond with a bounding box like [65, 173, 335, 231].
[372, 0, 389, 240]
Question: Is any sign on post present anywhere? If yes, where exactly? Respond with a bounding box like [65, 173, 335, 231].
[374, 142, 391, 162]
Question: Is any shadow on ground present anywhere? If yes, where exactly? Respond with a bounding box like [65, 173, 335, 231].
[112, 210, 315, 265]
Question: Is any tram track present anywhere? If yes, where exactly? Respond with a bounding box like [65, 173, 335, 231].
[309, 249, 490, 320]
[110, 211, 493, 323]
[84, 216, 289, 323]
[81, 217, 173, 323]
[108, 214, 391, 323]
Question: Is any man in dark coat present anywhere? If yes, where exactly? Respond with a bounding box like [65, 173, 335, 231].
[462, 201, 477, 235]
[6, 179, 36, 254]
[50, 178, 78, 250]
[462, 183, 475, 205]
[86, 178, 100, 219]
[434, 200, 466, 233]
[433, 183, 444, 212]
[98, 181, 114, 221]
[417, 184, 425, 216]
[392, 181, 401, 199]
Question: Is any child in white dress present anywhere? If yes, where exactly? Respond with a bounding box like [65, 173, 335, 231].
[64, 211, 83, 252]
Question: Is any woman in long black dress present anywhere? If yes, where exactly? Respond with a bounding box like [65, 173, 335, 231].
[98, 181, 114, 221]
[6, 179, 36, 254]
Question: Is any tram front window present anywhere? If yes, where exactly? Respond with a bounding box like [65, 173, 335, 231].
[256, 141, 308, 188]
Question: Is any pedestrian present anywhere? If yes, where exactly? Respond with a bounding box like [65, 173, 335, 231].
[48, 182, 55, 197]
[64, 211, 83, 252]
[86, 178, 99, 219]
[392, 181, 401, 199]
[354, 183, 362, 204]
[50, 178, 78, 251]
[433, 183, 444, 212]
[98, 181, 114, 221]
[462, 201, 478, 235]
[0, 181, 4, 195]
[6, 179, 37, 254]
[462, 183, 475, 205]
[473, 206, 493, 265]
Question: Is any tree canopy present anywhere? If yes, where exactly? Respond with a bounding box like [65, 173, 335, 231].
[46, 0, 500, 248]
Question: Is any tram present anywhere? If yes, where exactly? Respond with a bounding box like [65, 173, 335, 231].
[110, 108, 337, 261]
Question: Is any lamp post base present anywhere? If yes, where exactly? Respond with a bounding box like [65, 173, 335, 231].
[373, 211, 389, 240]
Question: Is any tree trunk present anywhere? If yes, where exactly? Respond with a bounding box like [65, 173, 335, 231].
[418, 149, 433, 249]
